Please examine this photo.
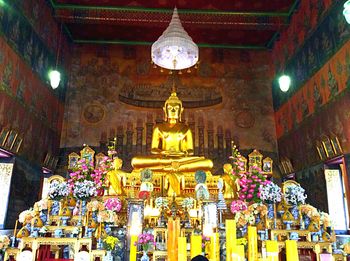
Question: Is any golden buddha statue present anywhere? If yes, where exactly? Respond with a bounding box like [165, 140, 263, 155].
[131, 92, 213, 172]
[164, 172, 184, 197]
[107, 158, 127, 195]
[222, 163, 239, 199]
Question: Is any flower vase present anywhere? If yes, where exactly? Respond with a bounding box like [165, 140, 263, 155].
[103, 250, 113, 261]
[77, 200, 87, 226]
[267, 203, 274, 219]
[289, 205, 299, 220]
[51, 200, 60, 216]
[255, 213, 261, 225]
[237, 225, 247, 238]
[303, 215, 311, 229]
[140, 251, 150, 261]
[40, 210, 48, 224]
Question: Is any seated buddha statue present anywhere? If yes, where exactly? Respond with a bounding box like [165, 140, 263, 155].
[131, 92, 213, 172]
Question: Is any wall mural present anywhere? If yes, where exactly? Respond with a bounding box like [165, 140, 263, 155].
[61, 45, 277, 171]
[0, 0, 69, 100]
[0, 37, 64, 164]
[272, 0, 347, 110]
[277, 89, 350, 171]
[275, 39, 350, 139]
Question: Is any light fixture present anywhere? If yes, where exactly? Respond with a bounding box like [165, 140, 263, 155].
[48, 70, 61, 89]
[151, 7, 198, 70]
[278, 74, 291, 92]
[49, 23, 63, 89]
[344, 1, 350, 24]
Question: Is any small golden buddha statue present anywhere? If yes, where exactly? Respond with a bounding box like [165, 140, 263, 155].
[131, 92, 213, 172]
[31, 211, 44, 228]
[308, 216, 321, 232]
[221, 163, 239, 199]
[107, 158, 127, 195]
[17, 226, 30, 238]
[59, 201, 72, 217]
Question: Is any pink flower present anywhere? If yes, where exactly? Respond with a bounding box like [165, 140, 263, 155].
[247, 194, 253, 199]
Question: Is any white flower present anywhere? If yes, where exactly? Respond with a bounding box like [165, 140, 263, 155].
[155, 197, 169, 208]
[182, 197, 195, 209]
[260, 182, 282, 203]
[284, 185, 307, 205]
[73, 180, 97, 200]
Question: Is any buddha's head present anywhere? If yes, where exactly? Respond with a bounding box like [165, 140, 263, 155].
[163, 92, 184, 122]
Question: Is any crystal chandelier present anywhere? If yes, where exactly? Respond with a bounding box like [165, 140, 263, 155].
[151, 7, 198, 70]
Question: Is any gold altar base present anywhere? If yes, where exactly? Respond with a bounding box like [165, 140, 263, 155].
[109, 170, 219, 198]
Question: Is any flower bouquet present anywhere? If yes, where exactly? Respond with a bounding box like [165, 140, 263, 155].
[19, 209, 34, 224]
[104, 198, 122, 213]
[34, 198, 49, 211]
[97, 210, 117, 224]
[0, 235, 10, 256]
[69, 157, 108, 192]
[320, 212, 332, 227]
[103, 235, 119, 251]
[299, 204, 318, 218]
[284, 184, 307, 206]
[201, 235, 211, 254]
[259, 182, 282, 204]
[155, 197, 169, 208]
[248, 203, 268, 217]
[48, 181, 69, 200]
[182, 197, 194, 209]
[234, 209, 255, 228]
[230, 200, 247, 214]
[299, 204, 319, 229]
[87, 200, 105, 212]
[135, 232, 156, 254]
[238, 167, 268, 203]
[72, 180, 97, 200]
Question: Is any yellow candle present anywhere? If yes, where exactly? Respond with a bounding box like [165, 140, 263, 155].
[129, 235, 137, 261]
[209, 233, 219, 261]
[266, 240, 279, 261]
[190, 235, 202, 258]
[285, 240, 299, 261]
[99, 222, 102, 238]
[248, 226, 258, 261]
[233, 245, 245, 261]
[167, 218, 180, 261]
[13, 219, 18, 237]
[226, 219, 237, 261]
[178, 236, 187, 261]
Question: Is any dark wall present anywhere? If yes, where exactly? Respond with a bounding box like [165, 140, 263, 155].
[4, 157, 42, 228]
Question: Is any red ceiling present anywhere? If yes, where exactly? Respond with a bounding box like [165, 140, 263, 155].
[55, 0, 294, 12]
[51, 0, 297, 48]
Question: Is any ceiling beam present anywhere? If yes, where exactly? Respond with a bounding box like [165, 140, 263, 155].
[73, 39, 267, 50]
[49, 0, 296, 17]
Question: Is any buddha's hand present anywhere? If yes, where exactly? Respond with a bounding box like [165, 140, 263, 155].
[160, 150, 185, 156]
